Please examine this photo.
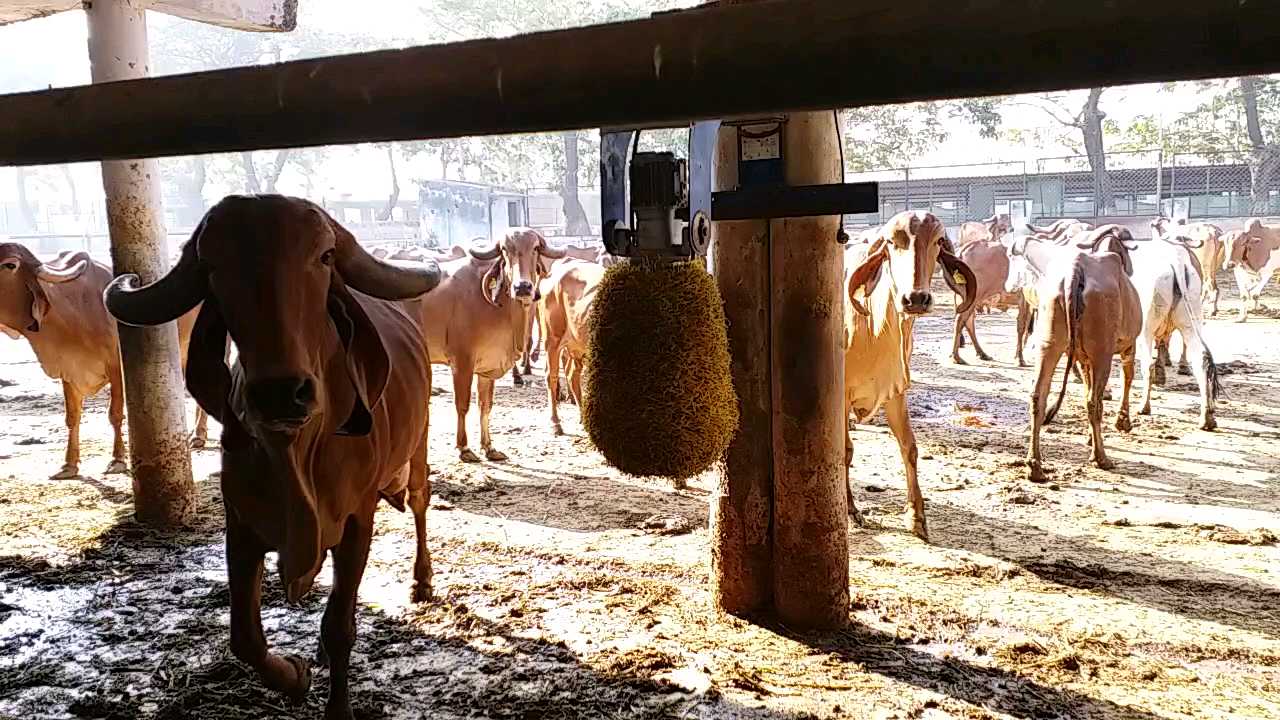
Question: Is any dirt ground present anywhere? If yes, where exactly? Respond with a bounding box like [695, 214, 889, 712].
[1, 272, 1279, 720]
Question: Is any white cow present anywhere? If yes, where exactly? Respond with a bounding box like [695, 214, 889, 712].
[1130, 229, 1222, 431]
[1225, 220, 1280, 323]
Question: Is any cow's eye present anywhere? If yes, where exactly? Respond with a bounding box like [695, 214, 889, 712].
[320, 249, 335, 266]
[1, 263, 16, 271]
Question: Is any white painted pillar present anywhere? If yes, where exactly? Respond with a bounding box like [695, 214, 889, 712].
[86, 0, 196, 526]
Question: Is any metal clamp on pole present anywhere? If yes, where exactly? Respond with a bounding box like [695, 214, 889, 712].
[600, 118, 878, 260]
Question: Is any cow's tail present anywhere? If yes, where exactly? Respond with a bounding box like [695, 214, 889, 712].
[1045, 259, 1085, 424]
[1169, 265, 1225, 403]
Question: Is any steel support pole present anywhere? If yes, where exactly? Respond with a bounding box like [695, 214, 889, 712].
[86, 0, 196, 526]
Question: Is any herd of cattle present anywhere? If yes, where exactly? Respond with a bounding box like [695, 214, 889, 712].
[0, 193, 1278, 717]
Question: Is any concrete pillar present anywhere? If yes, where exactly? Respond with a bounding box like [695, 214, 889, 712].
[87, 0, 196, 527]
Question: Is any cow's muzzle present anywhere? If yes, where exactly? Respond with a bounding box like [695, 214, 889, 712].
[901, 291, 933, 315]
[246, 375, 318, 432]
[512, 280, 535, 304]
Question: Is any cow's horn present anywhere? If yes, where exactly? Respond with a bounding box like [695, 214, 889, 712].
[35, 251, 91, 284]
[104, 240, 205, 327]
[468, 241, 502, 261]
[538, 241, 567, 259]
[331, 220, 442, 300]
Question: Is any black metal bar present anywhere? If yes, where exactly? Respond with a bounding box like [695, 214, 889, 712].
[2, 0, 1280, 165]
[711, 183, 878, 221]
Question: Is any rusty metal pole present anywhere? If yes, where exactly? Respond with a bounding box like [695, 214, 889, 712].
[710, 125, 773, 616]
[769, 111, 849, 630]
[87, 0, 196, 526]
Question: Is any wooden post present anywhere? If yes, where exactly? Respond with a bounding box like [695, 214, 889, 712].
[710, 127, 773, 615]
[769, 111, 848, 629]
[87, 0, 196, 526]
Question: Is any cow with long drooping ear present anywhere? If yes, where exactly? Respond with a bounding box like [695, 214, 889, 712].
[103, 194, 443, 720]
[841, 211, 976, 542]
[468, 228, 565, 308]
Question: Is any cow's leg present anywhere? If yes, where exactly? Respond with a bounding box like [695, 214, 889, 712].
[1116, 347, 1135, 433]
[546, 332, 564, 435]
[510, 364, 524, 386]
[408, 427, 433, 603]
[227, 517, 310, 702]
[1234, 268, 1254, 322]
[950, 313, 968, 365]
[190, 408, 210, 449]
[320, 512, 374, 720]
[1027, 341, 1065, 483]
[1087, 355, 1114, 470]
[964, 314, 993, 362]
[1138, 313, 1159, 416]
[478, 376, 507, 462]
[568, 356, 584, 408]
[1176, 336, 1191, 376]
[523, 305, 538, 374]
[106, 376, 128, 474]
[843, 395, 865, 527]
[885, 392, 926, 541]
[54, 382, 85, 479]
[1174, 308, 1218, 431]
[1014, 301, 1032, 367]
[452, 364, 480, 463]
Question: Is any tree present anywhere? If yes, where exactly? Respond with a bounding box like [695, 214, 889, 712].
[1014, 88, 1113, 214]
[1112, 75, 1280, 214]
[841, 98, 1004, 172]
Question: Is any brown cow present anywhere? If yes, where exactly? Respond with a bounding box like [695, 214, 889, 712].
[539, 259, 605, 434]
[512, 245, 602, 384]
[1225, 219, 1280, 323]
[844, 211, 977, 540]
[103, 195, 442, 720]
[421, 228, 564, 461]
[957, 213, 1012, 249]
[0, 244, 213, 478]
[1025, 226, 1142, 482]
[951, 237, 1033, 366]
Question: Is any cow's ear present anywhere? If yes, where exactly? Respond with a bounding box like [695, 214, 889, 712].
[185, 299, 250, 450]
[847, 247, 888, 316]
[19, 267, 50, 332]
[480, 255, 506, 307]
[328, 278, 390, 437]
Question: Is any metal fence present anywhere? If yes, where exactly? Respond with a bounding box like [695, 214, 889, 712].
[844, 150, 1273, 230]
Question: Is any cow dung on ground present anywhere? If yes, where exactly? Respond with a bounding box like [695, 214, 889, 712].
[582, 260, 737, 479]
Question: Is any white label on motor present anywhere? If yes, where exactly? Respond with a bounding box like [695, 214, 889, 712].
[740, 124, 782, 161]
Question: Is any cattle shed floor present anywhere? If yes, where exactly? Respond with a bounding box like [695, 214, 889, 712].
[1, 276, 1279, 720]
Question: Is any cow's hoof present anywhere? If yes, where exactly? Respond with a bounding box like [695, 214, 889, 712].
[459, 448, 481, 463]
[1235, 315, 1249, 324]
[314, 640, 329, 667]
[1026, 460, 1047, 483]
[512, 374, 525, 386]
[411, 581, 434, 604]
[952, 355, 968, 366]
[51, 465, 79, 480]
[1201, 416, 1218, 432]
[1102, 389, 1113, 401]
[1138, 404, 1152, 416]
[324, 701, 356, 720]
[848, 502, 865, 527]
[104, 460, 128, 475]
[1115, 415, 1132, 433]
[977, 352, 993, 362]
[905, 511, 929, 542]
[552, 423, 564, 436]
[266, 654, 311, 703]
[1177, 363, 1191, 376]
[1017, 358, 1028, 368]
[484, 448, 509, 462]
[189, 435, 206, 450]
[1094, 457, 1115, 471]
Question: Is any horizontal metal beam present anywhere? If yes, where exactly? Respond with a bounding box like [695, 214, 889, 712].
[711, 182, 879, 221]
[3, 0, 1280, 166]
